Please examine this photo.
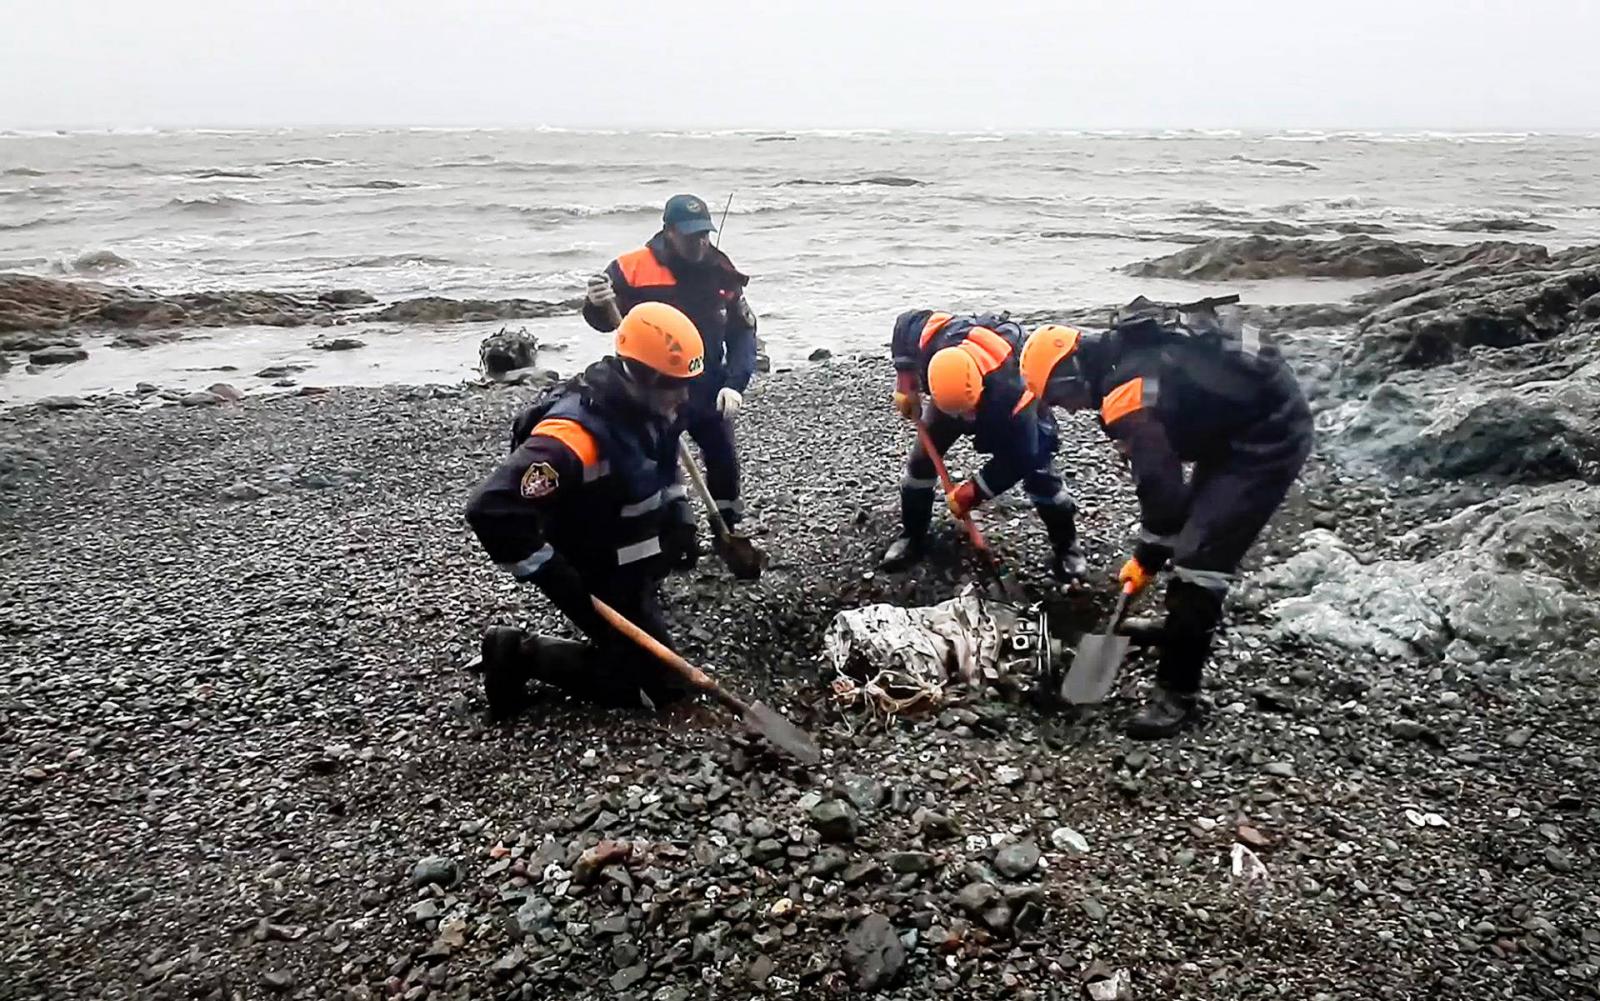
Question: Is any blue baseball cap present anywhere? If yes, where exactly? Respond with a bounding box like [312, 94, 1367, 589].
[663, 193, 716, 235]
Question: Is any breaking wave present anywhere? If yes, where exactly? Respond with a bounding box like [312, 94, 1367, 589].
[71, 249, 133, 271]
[779, 175, 927, 187]
[186, 168, 263, 180]
[1227, 154, 1319, 170]
[4, 167, 46, 177]
[345, 253, 456, 268]
[432, 159, 589, 174]
[165, 193, 254, 213]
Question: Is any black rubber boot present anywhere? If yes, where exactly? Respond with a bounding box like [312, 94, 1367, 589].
[1048, 540, 1088, 582]
[515, 632, 695, 711]
[1126, 686, 1201, 739]
[880, 532, 925, 571]
[481, 626, 532, 721]
[900, 482, 935, 539]
[1036, 503, 1086, 581]
[518, 634, 644, 709]
[1156, 581, 1223, 692]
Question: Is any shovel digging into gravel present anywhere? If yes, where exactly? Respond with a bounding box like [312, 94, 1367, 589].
[1061, 581, 1136, 704]
[602, 297, 766, 581]
[678, 440, 767, 581]
[591, 596, 821, 765]
[914, 420, 1023, 602]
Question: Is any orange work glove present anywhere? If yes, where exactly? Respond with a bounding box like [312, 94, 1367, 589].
[948, 480, 982, 519]
[1119, 557, 1156, 595]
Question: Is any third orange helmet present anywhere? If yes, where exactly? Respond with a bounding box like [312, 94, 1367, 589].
[615, 302, 704, 380]
[1019, 324, 1083, 403]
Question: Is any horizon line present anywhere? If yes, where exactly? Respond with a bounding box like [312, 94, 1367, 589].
[6, 123, 1599, 137]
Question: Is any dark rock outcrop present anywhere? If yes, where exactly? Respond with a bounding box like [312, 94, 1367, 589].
[0, 273, 579, 337]
[28, 346, 88, 366]
[1123, 235, 1547, 281]
[1339, 252, 1600, 380]
[1306, 241, 1600, 485]
[477, 327, 538, 379]
[1442, 217, 1555, 234]
[362, 296, 575, 324]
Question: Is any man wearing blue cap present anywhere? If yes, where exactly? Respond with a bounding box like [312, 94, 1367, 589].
[583, 194, 759, 537]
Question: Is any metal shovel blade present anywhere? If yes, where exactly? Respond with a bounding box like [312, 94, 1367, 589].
[719, 534, 768, 581]
[744, 700, 822, 765]
[1062, 632, 1131, 705]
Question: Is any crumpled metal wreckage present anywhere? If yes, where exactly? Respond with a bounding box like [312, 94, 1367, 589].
[824, 585, 1072, 719]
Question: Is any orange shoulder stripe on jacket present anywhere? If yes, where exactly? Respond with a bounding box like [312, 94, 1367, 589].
[962, 327, 1014, 374]
[917, 312, 954, 348]
[1100, 378, 1147, 426]
[529, 418, 601, 469]
[617, 247, 677, 288]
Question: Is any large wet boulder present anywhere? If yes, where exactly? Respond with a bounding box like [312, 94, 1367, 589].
[1341, 258, 1600, 380]
[0, 273, 115, 331]
[1122, 236, 1546, 282]
[1314, 245, 1600, 483]
[1413, 482, 1600, 589]
[1335, 357, 1600, 482]
[1243, 488, 1600, 660]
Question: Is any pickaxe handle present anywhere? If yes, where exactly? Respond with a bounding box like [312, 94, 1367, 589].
[915, 420, 991, 557]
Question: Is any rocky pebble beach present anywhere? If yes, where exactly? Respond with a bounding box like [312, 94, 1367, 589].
[2, 236, 1599, 999]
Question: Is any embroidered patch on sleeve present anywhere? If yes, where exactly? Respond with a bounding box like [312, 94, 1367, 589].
[519, 462, 559, 499]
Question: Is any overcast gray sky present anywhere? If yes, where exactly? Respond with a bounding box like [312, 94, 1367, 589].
[3, 0, 1595, 131]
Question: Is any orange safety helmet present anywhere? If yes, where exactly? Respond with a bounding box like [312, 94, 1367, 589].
[614, 302, 705, 381]
[926, 346, 986, 415]
[1019, 323, 1084, 403]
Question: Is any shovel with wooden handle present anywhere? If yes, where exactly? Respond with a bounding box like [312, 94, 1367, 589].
[602, 295, 765, 580]
[1061, 581, 1136, 704]
[591, 596, 821, 765]
[678, 440, 766, 580]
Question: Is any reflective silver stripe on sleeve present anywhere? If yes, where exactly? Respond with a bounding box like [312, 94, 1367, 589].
[619, 490, 664, 518]
[503, 543, 555, 580]
[715, 499, 744, 515]
[1240, 324, 1263, 357]
[1143, 376, 1161, 408]
[663, 485, 687, 502]
[973, 470, 995, 499]
[901, 475, 938, 490]
[583, 460, 611, 483]
[615, 537, 664, 565]
[1139, 528, 1178, 547]
[1174, 566, 1233, 594]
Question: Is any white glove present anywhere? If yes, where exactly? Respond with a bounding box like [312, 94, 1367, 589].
[716, 387, 743, 417]
[585, 274, 617, 310]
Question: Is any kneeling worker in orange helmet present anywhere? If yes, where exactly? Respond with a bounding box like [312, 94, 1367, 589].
[1018, 298, 1313, 738]
[464, 302, 706, 718]
[881, 309, 1085, 580]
